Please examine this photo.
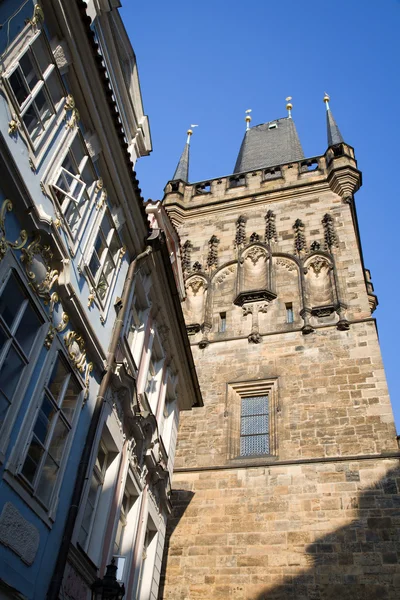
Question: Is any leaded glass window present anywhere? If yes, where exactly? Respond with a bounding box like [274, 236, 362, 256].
[240, 395, 269, 456]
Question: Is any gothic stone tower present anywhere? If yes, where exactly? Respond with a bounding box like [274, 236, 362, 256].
[160, 102, 400, 599]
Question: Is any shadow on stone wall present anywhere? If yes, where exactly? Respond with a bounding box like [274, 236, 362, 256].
[159, 489, 194, 597]
[252, 464, 400, 600]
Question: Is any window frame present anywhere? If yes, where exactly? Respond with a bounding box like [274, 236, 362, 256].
[226, 379, 279, 462]
[6, 340, 85, 523]
[2, 26, 66, 163]
[0, 254, 48, 463]
[123, 277, 150, 372]
[46, 128, 99, 250]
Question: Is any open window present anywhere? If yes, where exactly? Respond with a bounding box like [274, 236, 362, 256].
[51, 131, 97, 239]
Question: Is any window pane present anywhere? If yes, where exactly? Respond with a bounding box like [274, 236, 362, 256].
[96, 446, 107, 473]
[48, 357, 69, 404]
[61, 376, 80, 423]
[65, 203, 81, 235]
[33, 394, 56, 444]
[240, 434, 269, 456]
[71, 135, 86, 169]
[81, 161, 96, 188]
[34, 88, 52, 127]
[0, 390, 10, 428]
[89, 252, 101, 278]
[23, 104, 42, 142]
[78, 474, 100, 548]
[100, 214, 112, 240]
[32, 35, 50, 74]
[21, 437, 44, 482]
[241, 395, 268, 417]
[241, 414, 269, 436]
[0, 327, 6, 356]
[94, 233, 107, 260]
[0, 345, 25, 405]
[103, 252, 115, 283]
[47, 417, 69, 464]
[109, 235, 121, 262]
[9, 68, 29, 105]
[36, 452, 59, 505]
[97, 274, 109, 301]
[46, 70, 63, 106]
[15, 303, 42, 356]
[0, 274, 25, 329]
[20, 52, 38, 90]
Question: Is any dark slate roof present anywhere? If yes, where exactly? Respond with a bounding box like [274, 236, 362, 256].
[326, 109, 344, 146]
[173, 142, 190, 182]
[233, 117, 304, 173]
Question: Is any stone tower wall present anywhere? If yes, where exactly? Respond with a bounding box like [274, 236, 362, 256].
[161, 149, 400, 599]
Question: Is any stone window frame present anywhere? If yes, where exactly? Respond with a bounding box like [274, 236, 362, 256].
[1, 23, 67, 168]
[226, 378, 279, 461]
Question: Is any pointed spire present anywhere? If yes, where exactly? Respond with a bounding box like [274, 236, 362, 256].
[286, 96, 293, 119]
[324, 93, 344, 147]
[172, 127, 196, 182]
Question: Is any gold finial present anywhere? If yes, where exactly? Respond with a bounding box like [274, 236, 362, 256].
[323, 92, 330, 110]
[245, 109, 252, 131]
[286, 96, 293, 118]
[187, 124, 198, 144]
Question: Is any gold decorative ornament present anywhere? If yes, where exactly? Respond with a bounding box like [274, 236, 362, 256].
[8, 116, 20, 136]
[28, 4, 44, 27]
[88, 289, 96, 308]
[44, 325, 55, 349]
[95, 178, 104, 192]
[64, 95, 79, 129]
[0, 199, 28, 261]
[20, 235, 58, 301]
[84, 362, 93, 402]
[56, 312, 69, 333]
[96, 188, 107, 211]
[64, 330, 87, 372]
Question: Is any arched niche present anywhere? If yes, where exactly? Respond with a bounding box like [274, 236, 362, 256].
[273, 256, 301, 325]
[234, 244, 276, 306]
[304, 255, 335, 318]
[184, 275, 208, 333]
[212, 263, 237, 326]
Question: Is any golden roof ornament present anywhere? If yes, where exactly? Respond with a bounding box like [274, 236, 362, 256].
[323, 92, 330, 110]
[245, 109, 252, 131]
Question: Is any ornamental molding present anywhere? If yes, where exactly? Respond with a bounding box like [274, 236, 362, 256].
[28, 3, 44, 28]
[276, 257, 297, 272]
[8, 115, 20, 136]
[20, 235, 58, 301]
[64, 95, 79, 129]
[214, 264, 236, 285]
[308, 256, 331, 277]
[0, 200, 28, 260]
[244, 246, 267, 266]
[64, 330, 87, 373]
[186, 276, 207, 296]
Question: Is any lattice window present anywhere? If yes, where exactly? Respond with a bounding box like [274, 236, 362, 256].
[240, 395, 269, 456]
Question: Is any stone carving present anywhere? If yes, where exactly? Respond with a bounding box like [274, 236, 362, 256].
[84, 131, 101, 160]
[186, 277, 206, 296]
[249, 232, 260, 243]
[276, 258, 296, 272]
[310, 240, 321, 251]
[207, 235, 219, 269]
[243, 302, 270, 344]
[192, 261, 202, 272]
[51, 39, 71, 75]
[64, 95, 80, 129]
[293, 219, 307, 254]
[0, 199, 28, 260]
[96, 187, 107, 211]
[308, 256, 330, 277]
[0, 502, 40, 565]
[20, 235, 58, 301]
[234, 215, 247, 247]
[214, 265, 235, 285]
[245, 246, 266, 266]
[322, 213, 338, 250]
[265, 210, 278, 242]
[182, 240, 193, 274]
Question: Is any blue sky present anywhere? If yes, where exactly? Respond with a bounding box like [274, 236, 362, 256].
[121, 1, 400, 429]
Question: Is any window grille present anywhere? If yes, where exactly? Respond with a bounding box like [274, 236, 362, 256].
[240, 395, 269, 456]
